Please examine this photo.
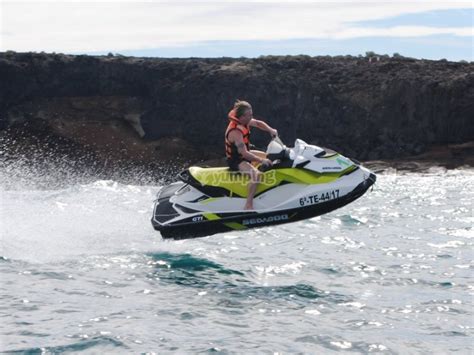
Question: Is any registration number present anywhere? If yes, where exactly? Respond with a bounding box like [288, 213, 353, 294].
[299, 189, 340, 206]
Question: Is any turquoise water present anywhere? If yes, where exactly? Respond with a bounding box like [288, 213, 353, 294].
[1, 169, 473, 353]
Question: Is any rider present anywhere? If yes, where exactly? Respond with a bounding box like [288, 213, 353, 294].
[225, 100, 278, 210]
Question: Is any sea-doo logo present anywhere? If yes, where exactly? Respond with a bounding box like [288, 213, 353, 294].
[242, 214, 289, 226]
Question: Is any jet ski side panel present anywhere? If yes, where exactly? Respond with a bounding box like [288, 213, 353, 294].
[154, 173, 376, 240]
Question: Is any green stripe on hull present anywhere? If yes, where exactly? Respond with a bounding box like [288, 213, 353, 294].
[200, 197, 220, 204]
[223, 222, 247, 230]
[190, 165, 356, 198]
[204, 212, 247, 230]
[203, 213, 220, 221]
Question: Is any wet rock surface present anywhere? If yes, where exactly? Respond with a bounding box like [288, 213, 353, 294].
[0, 51, 473, 179]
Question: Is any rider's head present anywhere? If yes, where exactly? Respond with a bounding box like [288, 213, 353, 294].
[233, 100, 253, 125]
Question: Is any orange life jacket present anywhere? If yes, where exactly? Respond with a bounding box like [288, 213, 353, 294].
[225, 109, 251, 161]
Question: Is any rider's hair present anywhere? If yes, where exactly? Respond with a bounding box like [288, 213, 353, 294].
[233, 100, 252, 118]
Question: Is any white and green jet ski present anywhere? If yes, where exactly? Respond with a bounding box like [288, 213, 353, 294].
[152, 138, 376, 240]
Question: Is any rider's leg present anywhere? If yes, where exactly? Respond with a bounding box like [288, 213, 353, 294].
[238, 161, 261, 210]
[249, 150, 267, 167]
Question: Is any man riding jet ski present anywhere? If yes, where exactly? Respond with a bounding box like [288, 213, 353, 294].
[151, 109, 376, 239]
[225, 100, 278, 210]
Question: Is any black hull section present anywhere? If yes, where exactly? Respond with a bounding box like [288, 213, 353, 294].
[153, 174, 376, 240]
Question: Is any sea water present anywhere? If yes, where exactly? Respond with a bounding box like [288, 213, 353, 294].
[1, 168, 472, 353]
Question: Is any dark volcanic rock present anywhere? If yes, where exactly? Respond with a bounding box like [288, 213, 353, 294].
[0, 51, 473, 168]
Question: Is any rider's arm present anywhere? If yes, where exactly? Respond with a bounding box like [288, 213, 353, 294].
[228, 130, 264, 163]
[249, 119, 277, 137]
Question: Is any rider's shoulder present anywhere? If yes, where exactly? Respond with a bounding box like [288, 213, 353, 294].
[227, 128, 244, 141]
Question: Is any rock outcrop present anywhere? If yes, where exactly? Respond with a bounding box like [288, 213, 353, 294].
[0, 51, 473, 172]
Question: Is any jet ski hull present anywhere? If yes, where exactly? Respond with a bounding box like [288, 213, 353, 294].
[152, 172, 376, 240]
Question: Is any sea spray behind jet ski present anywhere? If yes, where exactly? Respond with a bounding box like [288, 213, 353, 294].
[151, 139, 376, 240]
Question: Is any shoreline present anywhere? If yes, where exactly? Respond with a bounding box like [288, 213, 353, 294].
[1, 126, 472, 190]
[364, 141, 474, 173]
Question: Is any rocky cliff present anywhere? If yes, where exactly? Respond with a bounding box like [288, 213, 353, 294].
[1, 51, 473, 176]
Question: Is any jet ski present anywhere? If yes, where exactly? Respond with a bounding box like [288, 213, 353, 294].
[152, 138, 376, 240]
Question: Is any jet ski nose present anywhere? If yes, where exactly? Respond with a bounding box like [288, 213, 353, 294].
[368, 172, 377, 183]
[364, 172, 377, 190]
[359, 167, 377, 189]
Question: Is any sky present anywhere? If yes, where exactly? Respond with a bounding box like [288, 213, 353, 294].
[1, 1, 472, 61]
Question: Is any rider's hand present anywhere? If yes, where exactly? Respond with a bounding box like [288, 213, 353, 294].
[261, 158, 273, 167]
[270, 129, 278, 138]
